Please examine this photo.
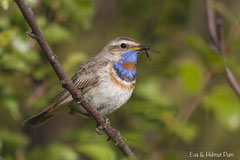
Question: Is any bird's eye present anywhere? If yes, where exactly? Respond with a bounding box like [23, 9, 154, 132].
[120, 43, 127, 49]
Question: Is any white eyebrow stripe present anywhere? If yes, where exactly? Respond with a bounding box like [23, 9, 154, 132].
[111, 40, 140, 46]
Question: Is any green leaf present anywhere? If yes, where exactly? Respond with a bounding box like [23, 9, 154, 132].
[43, 24, 71, 43]
[204, 85, 240, 130]
[1, 51, 31, 73]
[33, 66, 52, 80]
[122, 131, 146, 150]
[62, 52, 87, 74]
[0, 29, 16, 47]
[173, 122, 198, 143]
[0, 86, 21, 120]
[162, 112, 198, 142]
[0, 16, 10, 29]
[59, 129, 116, 160]
[179, 60, 204, 93]
[28, 143, 78, 160]
[12, 36, 30, 53]
[76, 143, 116, 160]
[0, 130, 29, 152]
[135, 78, 172, 106]
[0, 0, 11, 10]
[185, 34, 224, 69]
[59, 0, 95, 30]
[2, 97, 20, 119]
[36, 16, 47, 28]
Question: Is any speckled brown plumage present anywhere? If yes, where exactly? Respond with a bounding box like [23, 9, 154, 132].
[23, 36, 145, 127]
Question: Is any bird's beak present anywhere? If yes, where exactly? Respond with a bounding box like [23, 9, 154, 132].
[129, 45, 151, 60]
[129, 45, 150, 51]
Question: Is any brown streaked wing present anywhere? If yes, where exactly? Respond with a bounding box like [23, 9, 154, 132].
[53, 57, 110, 106]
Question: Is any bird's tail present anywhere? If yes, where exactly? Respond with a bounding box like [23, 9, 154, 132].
[22, 103, 67, 127]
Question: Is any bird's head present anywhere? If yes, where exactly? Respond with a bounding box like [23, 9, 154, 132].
[102, 36, 149, 62]
[101, 37, 149, 82]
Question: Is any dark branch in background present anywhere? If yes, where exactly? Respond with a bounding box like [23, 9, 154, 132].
[178, 72, 212, 122]
[178, 0, 240, 123]
[226, 67, 240, 97]
[206, 0, 240, 98]
[14, 0, 135, 158]
[206, 0, 218, 48]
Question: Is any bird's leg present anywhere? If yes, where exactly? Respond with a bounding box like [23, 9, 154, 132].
[95, 117, 126, 145]
[111, 129, 126, 145]
[105, 128, 127, 145]
[95, 116, 110, 135]
[107, 136, 111, 143]
[95, 124, 103, 135]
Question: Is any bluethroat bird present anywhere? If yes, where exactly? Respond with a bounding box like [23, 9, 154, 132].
[23, 37, 150, 127]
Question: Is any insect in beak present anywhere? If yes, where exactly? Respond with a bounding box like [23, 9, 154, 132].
[129, 45, 161, 60]
[139, 45, 151, 60]
[135, 45, 161, 60]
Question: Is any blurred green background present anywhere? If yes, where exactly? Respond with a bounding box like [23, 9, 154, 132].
[1, 0, 240, 159]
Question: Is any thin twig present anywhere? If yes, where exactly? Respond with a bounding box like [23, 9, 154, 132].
[206, 0, 218, 48]
[14, 0, 135, 158]
[206, 0, 240, 98]
[216, 13, 225, 55]
[226, 67, 240, 96]
[177, 71, 213, 122]
[225, 22, 240, 54]
[178, 0, 240, 123]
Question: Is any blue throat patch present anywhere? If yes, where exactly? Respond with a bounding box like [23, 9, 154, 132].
[114, 50, 140, 82]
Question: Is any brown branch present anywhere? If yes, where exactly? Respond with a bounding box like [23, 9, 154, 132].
[177, 95, 202, 122]
[226, 67, 240, 96]
[177, 71, 213, 122]
[14, 0, 135, 158]
[206, 0, 240, 98]
[178, 0, 240, 123]
[206, 0, 218, 48]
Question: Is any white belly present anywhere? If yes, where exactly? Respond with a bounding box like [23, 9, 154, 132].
[77, 65, 135, 115]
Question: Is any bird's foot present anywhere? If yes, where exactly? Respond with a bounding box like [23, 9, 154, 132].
[110, 129, 126, 145]
[95, 127, 103, 135]
[95, 117, 126, 145]
[95, 116, 110, 135]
